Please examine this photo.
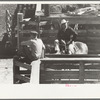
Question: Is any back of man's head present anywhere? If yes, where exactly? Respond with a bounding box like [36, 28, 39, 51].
[30, 31, 38, 38]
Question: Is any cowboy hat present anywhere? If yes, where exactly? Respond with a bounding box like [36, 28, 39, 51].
[61, 19, 69, 25]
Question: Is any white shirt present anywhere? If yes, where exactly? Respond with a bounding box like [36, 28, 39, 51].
[21, 38, 45, 59]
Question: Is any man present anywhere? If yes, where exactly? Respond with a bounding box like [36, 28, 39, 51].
[54, 19, 78, 54]
[21, 31, 45, 84]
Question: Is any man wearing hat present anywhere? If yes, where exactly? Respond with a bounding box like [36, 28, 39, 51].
[21, 31, 45, 84]
[54, 19, 78, 54]
[21, 30, 45, 60]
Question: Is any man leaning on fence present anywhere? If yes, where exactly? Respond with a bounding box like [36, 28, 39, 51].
[54, 19, 78, 54]
[21, 31, 45, 84]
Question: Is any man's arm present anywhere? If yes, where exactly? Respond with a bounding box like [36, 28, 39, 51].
[57, 30, 62, 41]
[66, 35, 73, 45]
[66, 27, 78, 45]
[41, 40, 45, 50]
[21, 40, 31, 46]
[42, 43, 45, 50]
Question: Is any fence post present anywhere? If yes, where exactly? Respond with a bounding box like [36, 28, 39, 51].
[17, 13, 23, 50]
[6, 10, 12, 42]
[13, 56, 19, 84]
[30, 60, 41, 84]
[79, 61, 84, 83]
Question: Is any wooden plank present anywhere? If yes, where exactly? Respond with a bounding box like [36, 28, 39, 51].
[17, 13, 23, 50]
[41, 58, 100, 62]
[44, 64, 100, 70]
[20, 20, 38, 25]
[19, 70, 31, 74]
[84, 65, 100, 69]
[42, 80, 79, 84]
[87, 43, 100, 47]
[41, 16, 100, 24]
[42, 30, 58, 34]
[85, 71, 100, 79]
[89, 50, 100, 54]
[15, 60, 31, 70]
[41, 79, 100, 84]
[41, 29, 100, 36]
[44, 71, 79, 79]
[40, 80, 79, 84]
[77, 38, 100, 43]
[87, 30, 100, 37]
[45, 54, 100, 58]
[88, 47, 100, 51]
[20, 30, 37, 34]
[15, 74, 30, 82]
[87, 37, 100, 41]
[13, 58, 19, 84]
[45, 64, 79, 69]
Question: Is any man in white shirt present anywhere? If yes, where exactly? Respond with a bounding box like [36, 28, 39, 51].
[21, 31, 45, 84]
[21, 31, 45, 60]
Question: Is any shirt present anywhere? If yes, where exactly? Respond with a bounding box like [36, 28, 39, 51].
[57, 27, 78, 44]
[21, 38, 45, 60]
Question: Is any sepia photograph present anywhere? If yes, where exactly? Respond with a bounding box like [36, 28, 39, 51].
[0, 0, 100, 99]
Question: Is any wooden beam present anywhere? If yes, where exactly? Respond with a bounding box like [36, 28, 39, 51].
[79, 61, 84, 83]
[41, 57, 100, 62]
[15, 74, 30, 82]
[41, 16, 100, 24]
[17, 13, 23, 50]
[15, 60, 31, 70]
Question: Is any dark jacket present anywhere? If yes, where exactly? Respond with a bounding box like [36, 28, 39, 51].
[57, 27, 78, 45]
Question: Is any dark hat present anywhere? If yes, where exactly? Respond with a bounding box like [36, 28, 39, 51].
[30, 31, 38, 35]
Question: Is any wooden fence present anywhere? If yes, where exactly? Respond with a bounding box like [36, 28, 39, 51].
[16, 12, 100, 54]
[13, 13, 100, 84]
[40, 54, 100, 84]
[13, 54, 100, 84]
[40, 16, 100, 54]
[13, 56, 31, 84]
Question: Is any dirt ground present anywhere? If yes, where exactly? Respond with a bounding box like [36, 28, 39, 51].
[0, 59, 13, 84]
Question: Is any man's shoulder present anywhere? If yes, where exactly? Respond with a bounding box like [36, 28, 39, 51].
[32, 38, 43, 43]
[37, 38, 43, 42]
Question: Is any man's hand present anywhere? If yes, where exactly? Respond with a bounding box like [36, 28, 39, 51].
[61, 40, 66, 45]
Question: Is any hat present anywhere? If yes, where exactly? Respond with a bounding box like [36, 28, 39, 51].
[30, 31, 38, 35]
[61, 19, 69, 25]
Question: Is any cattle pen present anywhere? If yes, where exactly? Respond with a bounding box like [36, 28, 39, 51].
[9, 4, 100, 84]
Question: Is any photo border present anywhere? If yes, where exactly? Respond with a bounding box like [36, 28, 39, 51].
[0, 0, 100, 99]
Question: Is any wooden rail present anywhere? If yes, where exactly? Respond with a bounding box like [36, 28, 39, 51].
[40, 16, 100, 54]
[13, 13, 100, 84]
[13, 55, 100, 84]
[40, 56, 100, 84]
[13, 56, 31, 84]
[16, 12, 100, 54]
[41, 16, 100, 24]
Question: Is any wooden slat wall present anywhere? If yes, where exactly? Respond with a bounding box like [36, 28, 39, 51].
[40, 16, 100, 54]
[40, 60, 100, 84]
[13, 56, 31, 84]
[18, 15, 100, 54]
